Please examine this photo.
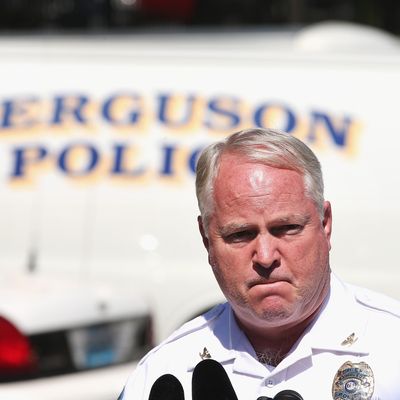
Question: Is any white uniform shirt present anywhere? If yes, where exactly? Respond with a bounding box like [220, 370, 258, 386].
[121, 274, 400, 399]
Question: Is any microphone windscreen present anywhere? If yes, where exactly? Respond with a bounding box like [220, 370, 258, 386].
[192, 359, 238, 400]
[274, 390, 304, 400]
[148, 373, 185, 400]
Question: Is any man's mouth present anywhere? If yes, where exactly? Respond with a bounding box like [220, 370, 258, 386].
[247, 278, 289, 289]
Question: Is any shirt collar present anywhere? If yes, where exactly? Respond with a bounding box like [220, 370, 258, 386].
[186, 303, 236, 371]
[187, 274, 369, 374]
[303, 273, 369, 355]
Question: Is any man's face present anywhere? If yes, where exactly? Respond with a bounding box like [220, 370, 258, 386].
[199, 153, 332, 332]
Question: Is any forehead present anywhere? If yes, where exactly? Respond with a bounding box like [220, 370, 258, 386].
[214, 153, 306, 204]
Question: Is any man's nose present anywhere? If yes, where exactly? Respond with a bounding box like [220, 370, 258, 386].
[252, 233, 279, 269]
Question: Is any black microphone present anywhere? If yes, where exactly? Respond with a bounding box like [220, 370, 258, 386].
[274, 390, 303, 400]
[257, 390, 304, 400]
[257, 389, 303, 400]
[148, 373, 185, 400]
[192, 359, 238, 400]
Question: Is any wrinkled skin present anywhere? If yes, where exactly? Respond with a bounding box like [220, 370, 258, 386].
[199, 153, 332, 343]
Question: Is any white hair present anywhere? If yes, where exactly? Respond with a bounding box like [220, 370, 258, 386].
[195, 128, 324, 229]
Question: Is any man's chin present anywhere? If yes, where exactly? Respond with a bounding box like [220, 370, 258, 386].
[257, 307, 292, 323]
[235, 300, 294, 327]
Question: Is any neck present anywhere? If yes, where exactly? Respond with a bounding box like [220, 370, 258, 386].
[247, 321, 308, 365]
[255, 348, 288, 367]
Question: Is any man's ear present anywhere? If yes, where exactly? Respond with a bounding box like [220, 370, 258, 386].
[322, 201, 332, 250]
[198, 215, 210, 251]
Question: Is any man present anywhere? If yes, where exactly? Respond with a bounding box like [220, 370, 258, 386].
[120, 128, 400, 399]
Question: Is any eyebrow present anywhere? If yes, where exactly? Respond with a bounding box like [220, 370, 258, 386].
[217, 223, 254, 237]
[217, 214, 311, 236]
[272, 214, 311, 225]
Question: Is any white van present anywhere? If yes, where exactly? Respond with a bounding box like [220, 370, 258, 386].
[0, 21, 399, 399]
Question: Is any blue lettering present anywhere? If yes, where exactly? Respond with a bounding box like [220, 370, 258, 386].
[158, 94, 196, 127]
[102, 94, 142, 125]
[111, 144, 146, 176]
[205, 97, 241, 130]
[309, 111, 353, 147]
[253, 103, 296, 133]
[159, 145, 177, 176]
[1, 98, 38, 129]
[11, 146, 48, 177]
[58, 143, 98, 176]
[51, 95, 88, 125]
[188, 147, 203, 174]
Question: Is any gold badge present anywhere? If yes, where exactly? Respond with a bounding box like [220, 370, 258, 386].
[332, 361, 374, 399]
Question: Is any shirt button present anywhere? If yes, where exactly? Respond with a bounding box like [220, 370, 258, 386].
[266, 379, 274, 387]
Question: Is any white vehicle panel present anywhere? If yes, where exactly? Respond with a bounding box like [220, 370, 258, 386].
[0, 22, 399, 398]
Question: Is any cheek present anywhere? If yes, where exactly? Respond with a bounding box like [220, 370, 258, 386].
[212, 241, 236, 261]
[220, 243, 252, 267]
[211, 244, 249, 279]
[284, 236, 327, 273]
[281, 241, 308, 267]
[296, 237, 329, 275]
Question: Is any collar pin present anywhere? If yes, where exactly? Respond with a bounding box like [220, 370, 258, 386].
[341, 332, 358, 346]
[199, 347, 211, 360]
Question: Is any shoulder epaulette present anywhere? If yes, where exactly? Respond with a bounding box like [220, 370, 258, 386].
[137, 303, 226, 365]
[354, 286, 400, 319]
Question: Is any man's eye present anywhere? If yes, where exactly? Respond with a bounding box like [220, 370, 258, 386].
[270, 224, 303, 237]
[224, 231, 257, 243]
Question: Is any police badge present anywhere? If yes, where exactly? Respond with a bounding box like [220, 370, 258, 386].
[332, 361, 374, 400]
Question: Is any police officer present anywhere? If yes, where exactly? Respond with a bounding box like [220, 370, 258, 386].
[120, 128, 400, 399]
